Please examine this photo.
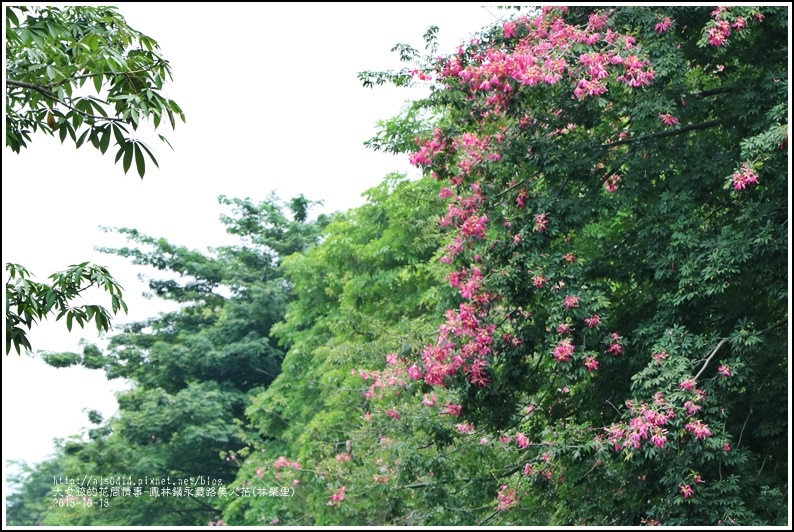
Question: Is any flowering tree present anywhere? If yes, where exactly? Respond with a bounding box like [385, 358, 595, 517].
[236, 5, 787, 526]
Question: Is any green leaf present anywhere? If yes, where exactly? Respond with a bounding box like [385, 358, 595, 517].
[99, 126, 111, 154]
[138, 141, 159, 168]
[134, 142, 145, 178]
[122, 143, 133, 174]
[75, 129, 89, 149]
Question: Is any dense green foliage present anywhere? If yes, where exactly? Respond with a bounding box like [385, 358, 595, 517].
[6, 262, 127, 355]
[7, 6, 789, 527]
[231, 6, 788, 525]
[6, 195, 326, 525]
[5, 5, 184, 177]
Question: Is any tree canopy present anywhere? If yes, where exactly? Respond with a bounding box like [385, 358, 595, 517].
[5, 5, 184, 177]
[235, 6, 788, 525]
[6, 5, 789, 527]
[6, 194, 327, 526]
[5, 5, 184, 355]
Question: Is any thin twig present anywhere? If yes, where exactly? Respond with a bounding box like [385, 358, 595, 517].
[737, 407, 752, 448]
[694, 338, 728, 381]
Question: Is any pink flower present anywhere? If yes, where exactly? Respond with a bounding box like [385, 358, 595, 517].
[562, 295, 580, 309]
[679, 378, 696, 391]
[584, 315, 601, 328]
[707, 20, 731, 46]
[386, 353, 398, 365]
[442, 403, 462, 417]
[496, 485, 519, 511]
[407, 364, 423, 380]
[732, 163, 759, 190]
[652, 351, 669, 364]
[584, 355, 599, 372]
[515, 190, 528, 208]
[439, 187, 454, 199]
[683, 400, 701, 416]
[422, 393, 437, 407]
[655, 17, 672, 34]
[685, 420, 712, 440]
[327, 485, 346, 506]
[723, 442, 731, 453]
[532, 275, 548, 288]
[650, 428, 668, 448]
[604, 174, 621, 192]
[717, 365, 732, 377]
[515, 432, 530, 448]
[563, 252, 576, 265]
[659, 113, 678, 126]
[386, 409, 400, 420]
[557, 323, 572, 335]
[553, 339, 575, 363]
[456, 422, 474, 434]
[534, 213, 549, 232]
[679, 484, 694, 499]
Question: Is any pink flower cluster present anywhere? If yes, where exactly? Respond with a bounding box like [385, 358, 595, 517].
[652, 351, 669, 364]
[273, 456, 301, 471]
[655, 17, 672, 34]
[496, 484, 519, 511]
[553, 339, 574, 363]
[659, 113, 678, 126]
[605, 332, 622, 355]
[440, 9, 656, 108]
[534, 213, 549, 232]
[357, 363, 407, 400]
[442, 403, 463, 417]
[562, 295, 580, 309]
[421, 300, 496, 388]
[327, 485, 346, 507]
[584, 314, 601, 328]
[409, 128, 448, 168]
[447, 266, 484, 300]
[706, 8, 751, 47]
[604, 174, 620, 192]
[731, 162, 759, 190]
[605, 397, 674, 451]
[456, 422, 474, 434]
[685, 420, 712, 440]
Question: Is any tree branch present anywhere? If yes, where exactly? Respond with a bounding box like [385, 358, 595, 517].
[599, 117, 732, 149]
[694, 338, 728, 381]
[7, 78, 124, 123]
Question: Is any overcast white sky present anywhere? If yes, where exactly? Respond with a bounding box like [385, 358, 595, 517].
[2, 2, 509, 483]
